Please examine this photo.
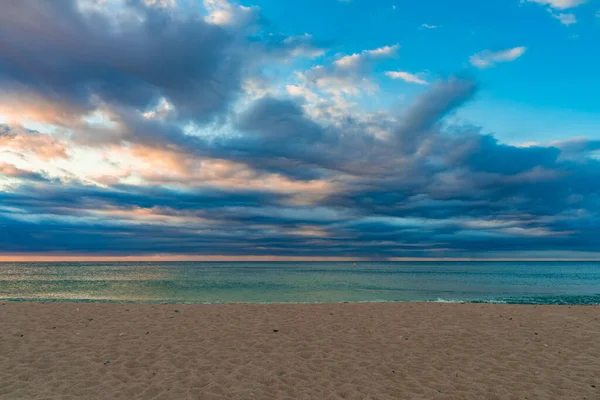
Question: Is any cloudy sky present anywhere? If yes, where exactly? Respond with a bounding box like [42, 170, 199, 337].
[0, 0, 599, 260]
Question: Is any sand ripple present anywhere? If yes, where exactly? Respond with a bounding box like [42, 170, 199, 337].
[1, 302, 599, 399]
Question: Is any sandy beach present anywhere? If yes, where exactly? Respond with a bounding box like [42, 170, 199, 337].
[1, 302, 599, 399]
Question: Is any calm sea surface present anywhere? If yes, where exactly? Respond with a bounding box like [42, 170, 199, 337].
[1, 262, 599, 304]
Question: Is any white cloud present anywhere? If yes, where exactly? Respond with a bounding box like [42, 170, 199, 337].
[525, 0, 588, 9]
[469, 47, 527, 68]
[283, 34, 326, 58]
[144, 0, 176, 8]
[421, 24, 439, 29]
[385, 71, 429, 85]
[514, 141, 543, 148]
[142, 98, 174, 120]
[286, 85, 319, 102]
[524, 0, 586, 25]
[242, 78, 277, 100]
[552, 12, 577, 24]
[333, 45, 399, 69]
[203, 0, 258, 29]
[304, 44, 399, 96]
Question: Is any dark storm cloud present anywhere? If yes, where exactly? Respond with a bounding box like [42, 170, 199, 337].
[4, 75, 600, 256]
[211, 77, 479, 179]
[0, 0, 242, 121]
[222, 96, 337, 178]
[3, 74, 600, 256]
[0, 0, 322, 124]
[0, 182, 289, 217]
[392, 78, 478, 153]
[0, 181, 346, 256]
[467, 135, 560, 175]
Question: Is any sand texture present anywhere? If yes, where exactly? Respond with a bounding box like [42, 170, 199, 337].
[1, 302, 599, 399]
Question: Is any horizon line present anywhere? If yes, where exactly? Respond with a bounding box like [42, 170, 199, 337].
[1, 255, 600, 262]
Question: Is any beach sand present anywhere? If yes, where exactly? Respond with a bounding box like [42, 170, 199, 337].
[1, 302, 599, 399]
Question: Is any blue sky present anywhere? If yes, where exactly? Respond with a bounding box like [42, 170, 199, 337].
[248, 0, 600, 142]
[0, 0, 599, 260]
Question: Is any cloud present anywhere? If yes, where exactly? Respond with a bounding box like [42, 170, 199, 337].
[282, 34, 327, 58]
[144, 0, 177, 8]
[1, 2, 599, 259]
[525, 0, 588, 9]
[0, 0, 325, 126]
[259, 33, 328, 61]
[470, 47, 527, 68]
[302, 44, 399, 96]
[3, 82, 600, 257]
[0, 162, 49, 182]
[385, 71, 429, 85]
[203, 0, 259, 29]
[0, 125, 69, 161]
[0, 0, 242, 123]
[420, 24, 439, 29]
[395, 78, 477, 136]
[552, 12, 577, 24]
[525, 0, 586, 25]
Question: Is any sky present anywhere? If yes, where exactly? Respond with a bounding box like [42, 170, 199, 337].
[0, 0, 599, 261]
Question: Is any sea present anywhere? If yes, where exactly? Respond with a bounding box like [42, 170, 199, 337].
[1, 261, 599, 305]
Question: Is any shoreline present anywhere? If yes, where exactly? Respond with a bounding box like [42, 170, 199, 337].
[2, 302, 599, 399]
[2, 298, 600, 305]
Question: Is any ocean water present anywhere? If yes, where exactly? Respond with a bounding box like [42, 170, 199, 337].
[1, 261, 599, 305]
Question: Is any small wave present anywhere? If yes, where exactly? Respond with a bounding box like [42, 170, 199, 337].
[432, 298, 508, 304]
[431, 296, 600, 305]
[432, 298, 463, 303]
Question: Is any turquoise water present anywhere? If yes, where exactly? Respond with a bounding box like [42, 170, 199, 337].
[1, 262, 599, 304]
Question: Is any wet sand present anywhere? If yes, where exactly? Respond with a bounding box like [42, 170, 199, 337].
[1, 302, 599, 399]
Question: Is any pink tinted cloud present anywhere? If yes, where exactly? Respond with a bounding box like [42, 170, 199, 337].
[0, 127, 69, 160]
